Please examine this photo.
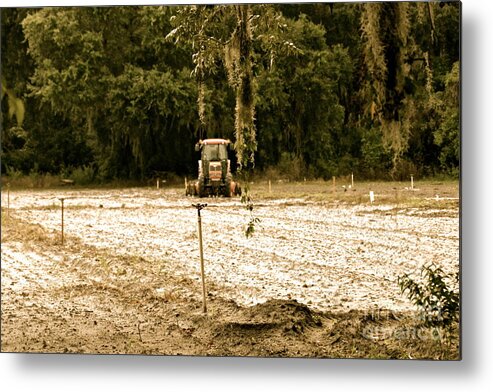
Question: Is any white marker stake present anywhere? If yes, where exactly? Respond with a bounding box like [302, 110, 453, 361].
[369, 191, 375, 204]
[269, 180, 272, 194]
[351, 173, 354, 188]
[411, 175, 414, 190]
[157, 178, 160, 189]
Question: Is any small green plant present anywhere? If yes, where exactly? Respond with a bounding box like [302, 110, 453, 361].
[398, 263, 459, 328]
[245, 215, 261, 238]
[241, 185, 261, 238]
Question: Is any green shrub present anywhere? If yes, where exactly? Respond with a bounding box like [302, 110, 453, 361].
[277, 152, 305, 181]
[70, 165, 96, 186]
[398, 263, 459, 328]
[5, 166, 24, 181]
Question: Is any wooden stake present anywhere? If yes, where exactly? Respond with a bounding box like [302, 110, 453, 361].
[332, 176, 336, 193]
[268, 180, 272, 194]
[351, 173, 354, 188]
[411, 174, 414, 190]
[369, 191, 375, 204]
[157, 178, 160, 189]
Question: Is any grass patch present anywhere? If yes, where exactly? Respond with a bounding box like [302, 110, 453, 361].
[1, 209, 58, 245]
[247, 179, 459, 208]
[1, 175, 155, 190]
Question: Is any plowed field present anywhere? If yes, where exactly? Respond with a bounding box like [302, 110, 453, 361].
[1, 182, 460, 358]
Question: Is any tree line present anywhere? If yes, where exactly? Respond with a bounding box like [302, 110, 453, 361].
[1, 3, 460, 182]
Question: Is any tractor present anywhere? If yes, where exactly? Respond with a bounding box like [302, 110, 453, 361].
[186, 138, 241, 198]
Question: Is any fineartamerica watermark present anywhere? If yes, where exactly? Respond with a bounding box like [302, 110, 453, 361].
[359, 307, 449, 342]
[360, 324, 444, 342]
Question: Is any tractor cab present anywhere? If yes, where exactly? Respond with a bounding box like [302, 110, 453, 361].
[200, 142, 228, 161]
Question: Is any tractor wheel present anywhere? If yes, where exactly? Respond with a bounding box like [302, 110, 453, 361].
[224, 176, 232, 197]
[189, 182, 196, 196]
[234, 183, 242, 196]
[197, 176, 206, 198]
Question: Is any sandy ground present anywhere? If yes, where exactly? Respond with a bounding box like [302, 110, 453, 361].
[1, 185, 460, 358]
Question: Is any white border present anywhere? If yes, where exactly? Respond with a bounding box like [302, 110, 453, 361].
[2, 1, 492, 391]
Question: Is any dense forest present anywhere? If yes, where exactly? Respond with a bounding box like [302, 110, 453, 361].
[1, 2, 460, 182]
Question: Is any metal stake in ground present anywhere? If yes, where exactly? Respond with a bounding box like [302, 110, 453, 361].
[59, 198, 65, 245]
[193, 203, 208, 313]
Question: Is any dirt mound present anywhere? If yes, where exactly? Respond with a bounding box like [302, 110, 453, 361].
[214, 299, 323, 337]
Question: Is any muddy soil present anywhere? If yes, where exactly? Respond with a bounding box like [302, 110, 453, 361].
[1, 187, 460, 358]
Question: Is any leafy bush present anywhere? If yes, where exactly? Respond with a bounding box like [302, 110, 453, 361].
[277, 152, 305, 181]
[392, 159, 419, 181]
[360, 127, 393, 179]
[5, 166, 24, 180]
[398, 263, 459, 328]
[70, 165, 96, 186]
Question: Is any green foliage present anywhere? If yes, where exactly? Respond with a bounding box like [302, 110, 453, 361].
[1, 4, 460, 182]
[275, 152, 305, 181]
[360, 2, 414, 168]
[20, 7, 198, 179]
[255, 16, 350, 178]
[5, 165, 24, 180]
[398, 264, 459, 328]
[434, 62, 460, 174]
[358, 2, 459, 176]
[1, 76, 25, 127]
[240, 185, 261, 238]
[69, 165, 96, 185]
[360, 127, 393, 178]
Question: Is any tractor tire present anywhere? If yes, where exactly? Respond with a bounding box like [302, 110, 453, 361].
[188, 182, 196, 196]
[197, 176, 206, 198]
[224, 175, 232, 197]
[234, 183, 242, 196]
